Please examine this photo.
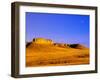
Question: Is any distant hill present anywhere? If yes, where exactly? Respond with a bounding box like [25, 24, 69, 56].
[26, 38, 88, 49]
[68, 44, 88, 49]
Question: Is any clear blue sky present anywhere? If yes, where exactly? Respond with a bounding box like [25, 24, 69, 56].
[26, 12, 90, 47]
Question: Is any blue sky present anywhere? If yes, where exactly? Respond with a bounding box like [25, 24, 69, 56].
[26, 12, 90, 47]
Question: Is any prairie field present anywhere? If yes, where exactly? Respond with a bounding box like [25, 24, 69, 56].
[26, 42, 89, 67]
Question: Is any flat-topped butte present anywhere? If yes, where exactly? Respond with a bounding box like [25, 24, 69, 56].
[32, 38, 54, 44]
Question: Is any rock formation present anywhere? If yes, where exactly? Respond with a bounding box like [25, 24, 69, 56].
[26, 42, 32, 47]
[32, 38, 54, 45]
[26, 38, 88, 49]
[54, 43, 69, 48]
[68, 44, 87, 49]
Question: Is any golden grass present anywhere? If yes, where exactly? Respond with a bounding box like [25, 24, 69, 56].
[26, 43, 89, 67]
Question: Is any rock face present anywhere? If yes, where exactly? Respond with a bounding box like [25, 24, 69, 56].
[33, 38, 54, 44]
[68, 44, 87, 49]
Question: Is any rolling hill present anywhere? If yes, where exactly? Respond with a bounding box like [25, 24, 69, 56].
[26, 38, 89, 67]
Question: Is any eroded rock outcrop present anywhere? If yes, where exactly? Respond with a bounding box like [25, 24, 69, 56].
[68, 44, 87, 49]
[54, 43, 69, 48]
[32, 38, 54, 44]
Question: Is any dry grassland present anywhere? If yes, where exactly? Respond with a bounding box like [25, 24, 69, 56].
[26, 43, 89, 67]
